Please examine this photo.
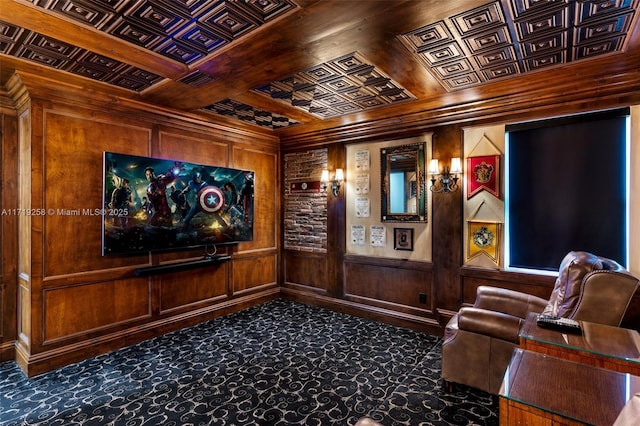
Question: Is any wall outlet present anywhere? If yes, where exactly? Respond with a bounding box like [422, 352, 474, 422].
[419, 293, 427, 304]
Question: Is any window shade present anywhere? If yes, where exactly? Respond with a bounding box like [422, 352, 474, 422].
[506, 108, 628, 270]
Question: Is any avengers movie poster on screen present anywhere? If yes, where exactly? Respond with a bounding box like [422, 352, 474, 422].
[102, 151, 254, 255]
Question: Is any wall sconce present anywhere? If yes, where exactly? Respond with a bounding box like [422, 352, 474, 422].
[428, 158, 462, 193]
[321, 168, 344, 197]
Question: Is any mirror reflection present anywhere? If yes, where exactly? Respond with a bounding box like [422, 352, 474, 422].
[389, 152, 417, 214]
[381, 143, 426, 222]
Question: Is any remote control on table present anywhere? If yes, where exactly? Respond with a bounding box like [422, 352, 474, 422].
[536, 314, 582, 334]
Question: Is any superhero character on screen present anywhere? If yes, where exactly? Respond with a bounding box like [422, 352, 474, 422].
[140, 196, 152, 221]
[145, 166, 177, 227]
[222, 182, 238, 213]
[180, 172, 209, 230]
[239, 172, 254, 224]
[180, 171, 228, 231]
[109, 177, 133, 228]
[169, 185, 190, 220]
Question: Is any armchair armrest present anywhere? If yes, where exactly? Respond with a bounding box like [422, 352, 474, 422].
[457, 307, 524, 343]
[474, 286, 547, 318]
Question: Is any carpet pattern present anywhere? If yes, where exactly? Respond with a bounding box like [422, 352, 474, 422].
[0, 300, 498, 425]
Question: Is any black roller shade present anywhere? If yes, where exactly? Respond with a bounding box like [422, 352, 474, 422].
[506, 108, 629, 270]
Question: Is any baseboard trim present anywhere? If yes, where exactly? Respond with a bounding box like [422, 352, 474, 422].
[0, 340, 16, 363]
[281, 288, 444, 336]
[15, 289, 279, 377]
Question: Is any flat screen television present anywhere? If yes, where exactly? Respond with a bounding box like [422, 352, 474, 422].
[102, 151, 254, 255]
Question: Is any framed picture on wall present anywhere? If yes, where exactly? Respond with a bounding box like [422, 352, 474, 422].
[394, 228, 413, 251]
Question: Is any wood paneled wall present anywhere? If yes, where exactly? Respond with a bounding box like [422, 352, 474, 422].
[5, 72, 280, 376]
[281, 140, 443, 334]
[3, 69, 640, 377]
[281, 111, 640, 336]
[0, 106, 18, 362]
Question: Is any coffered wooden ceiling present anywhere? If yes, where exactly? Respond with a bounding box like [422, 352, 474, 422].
[1, 0, 640, 140]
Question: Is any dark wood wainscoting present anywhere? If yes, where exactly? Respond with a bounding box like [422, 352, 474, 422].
[159, 262, 229, 314]
[282, 251, 442, 336]
[283, 249, 328, 294]
[342, 255, 440, 334]
[232, 252, 278, 295]
[343, 255, 434, 315]
[43, 277, 153, 344]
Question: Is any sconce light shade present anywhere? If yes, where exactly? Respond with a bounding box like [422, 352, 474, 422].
[320, 168, 343, 197]
[429, 157, 462, 193]
[450, 157, 462, 174]
[428, 159, 440, 175]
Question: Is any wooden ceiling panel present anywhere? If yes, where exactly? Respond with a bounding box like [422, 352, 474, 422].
[1, 0, 640, 137]
[399, 0, 639, 92]
[252, 51, 416, 120]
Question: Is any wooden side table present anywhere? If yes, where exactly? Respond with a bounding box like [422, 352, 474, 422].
[519, 312, 640, 375]
[500, 349, 640, 426]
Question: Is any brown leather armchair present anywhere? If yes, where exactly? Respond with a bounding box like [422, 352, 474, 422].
[441, 251, 640, 395]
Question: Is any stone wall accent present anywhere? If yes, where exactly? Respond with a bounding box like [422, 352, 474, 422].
[284, 148, 327, 252]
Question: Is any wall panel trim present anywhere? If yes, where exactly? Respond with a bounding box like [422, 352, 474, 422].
[281, 287, 442, 336]
[19, 289, 279, 377]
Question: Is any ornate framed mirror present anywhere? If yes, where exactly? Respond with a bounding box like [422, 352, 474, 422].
[380, 143, 426, 222]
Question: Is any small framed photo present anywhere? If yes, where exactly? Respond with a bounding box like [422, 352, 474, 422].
[394, 228, 414, 251]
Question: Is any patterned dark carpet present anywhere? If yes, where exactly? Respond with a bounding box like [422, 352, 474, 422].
[0, 299, 498, 425]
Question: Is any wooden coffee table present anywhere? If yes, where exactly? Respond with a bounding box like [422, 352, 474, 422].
[500, 349, 640, 425]
[519, 312, 640, 375]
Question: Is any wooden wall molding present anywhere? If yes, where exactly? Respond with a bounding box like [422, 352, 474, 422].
[232, 254, 278, 295]
[1, 112, 19, 362]
[7, 71, 280, 149]
[0, 88, 17, 115]
[18, 289, 279, 377]
[281, 286, 442, 336]
[283, 249, 328, 293]
[279, 64, 640, 149]
[343, 254, 436, 318]
[5, 75, 282, 376]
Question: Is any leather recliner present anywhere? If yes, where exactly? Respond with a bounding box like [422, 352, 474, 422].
[441, 251, 640, 395]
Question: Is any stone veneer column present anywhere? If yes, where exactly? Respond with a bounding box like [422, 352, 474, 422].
[283, 148, 328, 253]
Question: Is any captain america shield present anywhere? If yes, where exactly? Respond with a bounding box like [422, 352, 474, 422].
[197, 186, 225, 213]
